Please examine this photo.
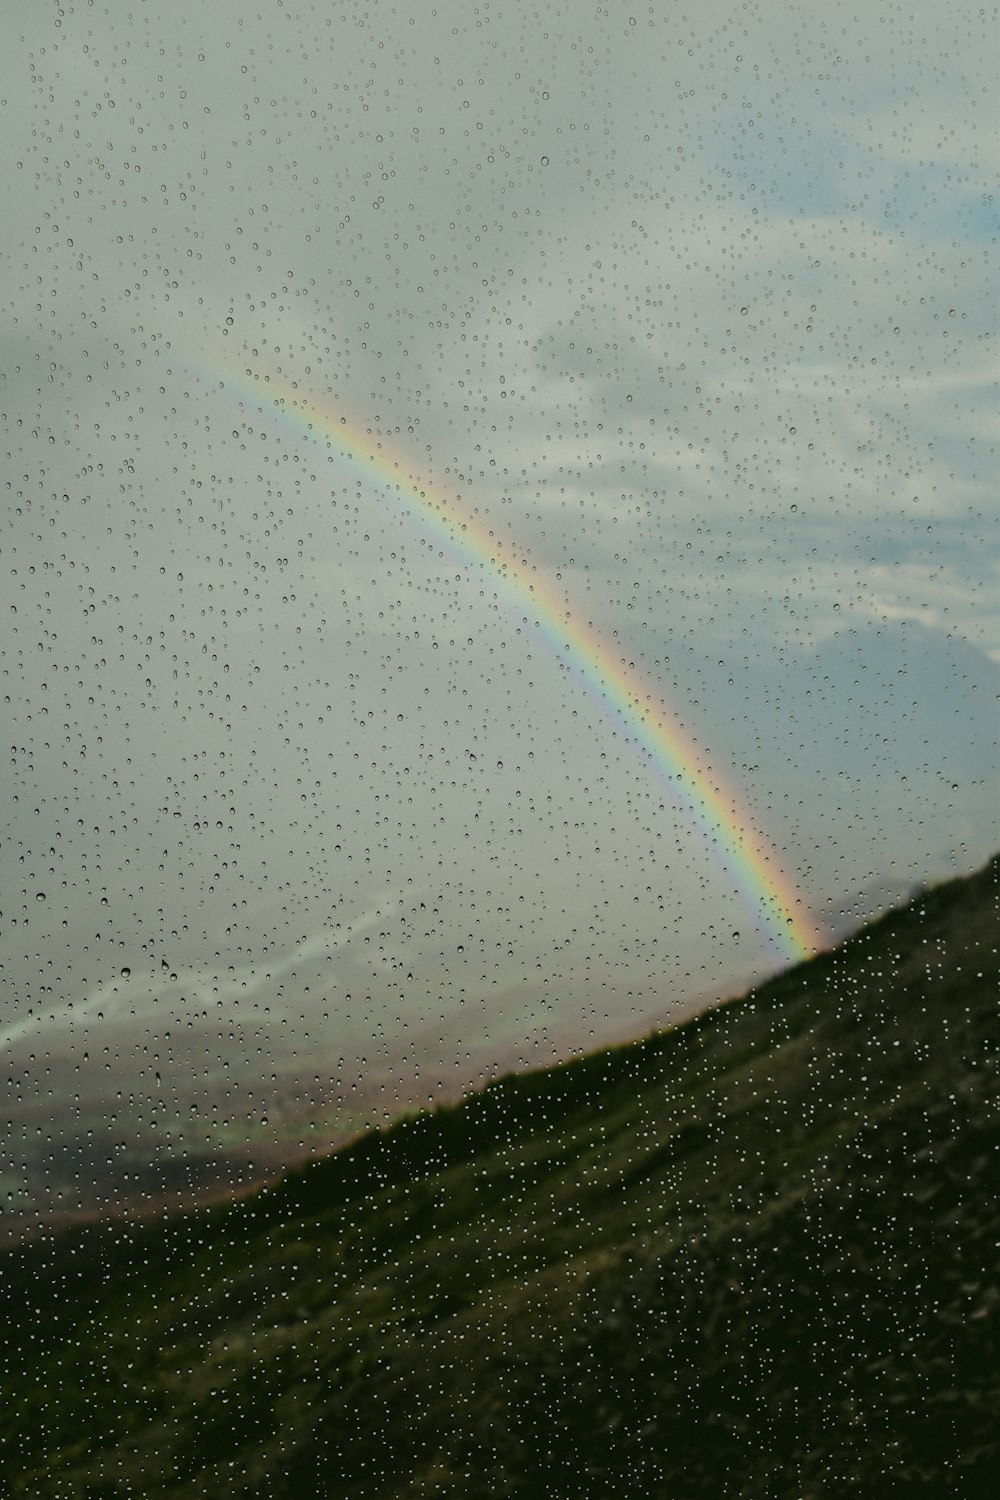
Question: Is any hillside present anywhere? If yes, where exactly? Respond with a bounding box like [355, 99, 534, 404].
[1, 857, 997, 1498]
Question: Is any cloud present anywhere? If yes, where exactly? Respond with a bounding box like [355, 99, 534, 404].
[2, 0, 995, 1203]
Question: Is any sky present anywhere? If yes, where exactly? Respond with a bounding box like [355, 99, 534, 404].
[1, 1, 997, 1223]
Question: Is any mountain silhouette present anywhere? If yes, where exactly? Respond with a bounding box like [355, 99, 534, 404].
[1, 855, 996, 1497]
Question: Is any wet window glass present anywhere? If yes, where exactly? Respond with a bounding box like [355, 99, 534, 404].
[2, 3, 996, 1494]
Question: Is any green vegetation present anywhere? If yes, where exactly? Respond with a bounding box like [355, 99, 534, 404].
[1, 858, 997, 1497]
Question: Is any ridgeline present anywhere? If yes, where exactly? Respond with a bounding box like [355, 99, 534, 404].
[2, 857, 997, 1497]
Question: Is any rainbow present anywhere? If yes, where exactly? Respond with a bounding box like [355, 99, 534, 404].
[200, 355, 819, 963]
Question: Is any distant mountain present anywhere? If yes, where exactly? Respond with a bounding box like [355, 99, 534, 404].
[819, 869, 939, 942]
[1, 857, 997, 1498]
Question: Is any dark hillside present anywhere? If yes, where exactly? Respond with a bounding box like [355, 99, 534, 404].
[1, 857, 997, 1497]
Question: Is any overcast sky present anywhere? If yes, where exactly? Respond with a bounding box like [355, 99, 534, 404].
[2, 1, 996, 1218]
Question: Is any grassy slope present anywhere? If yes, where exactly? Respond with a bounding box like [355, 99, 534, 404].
[1, 857, 997, 1498]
